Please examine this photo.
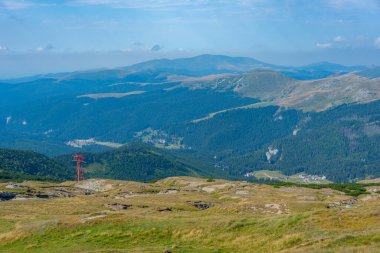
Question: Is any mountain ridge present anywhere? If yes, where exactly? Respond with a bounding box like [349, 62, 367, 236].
[0, 54, 379, 183]
[1, 54, 372, 83]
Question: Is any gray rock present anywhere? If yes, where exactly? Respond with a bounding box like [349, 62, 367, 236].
[327, 197, 360, 208]
[0, 191, 16, 201]
[5, 183, 28, 190]
[104, 203, 131, 211]
[189, 201, 213, 210]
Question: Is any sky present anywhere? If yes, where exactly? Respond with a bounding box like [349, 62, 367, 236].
[1, 0, 380, 78]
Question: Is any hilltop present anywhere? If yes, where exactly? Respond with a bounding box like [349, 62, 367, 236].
[0, 176, 379, 252]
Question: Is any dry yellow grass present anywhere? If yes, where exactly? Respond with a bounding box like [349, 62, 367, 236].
[0, 177, 379, 253]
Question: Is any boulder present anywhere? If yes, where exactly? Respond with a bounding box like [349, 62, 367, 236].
[189, 201, 213, 210]
[0, 191, 16, 201]
[104, 203, 131, 211]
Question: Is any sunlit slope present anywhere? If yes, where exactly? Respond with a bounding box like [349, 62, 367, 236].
[181, 70, 380, 111]
[0, 177, 379, 252]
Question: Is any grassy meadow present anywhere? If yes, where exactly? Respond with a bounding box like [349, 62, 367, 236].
[0, 177, 379, 253]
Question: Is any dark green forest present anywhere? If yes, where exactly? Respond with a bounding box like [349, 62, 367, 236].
[54, 143, 223, 182]
[167, 100, 380, 182]
[0, 149, 71, 181]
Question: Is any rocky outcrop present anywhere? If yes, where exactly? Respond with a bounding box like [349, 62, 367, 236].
[189, 201, 213, 210]
[327, 197, 360, 208]
[0, 185, 92, 202]
[5, 183, 29, 190]
[0, 191, 16, 201]
[104, 203, 131, 211]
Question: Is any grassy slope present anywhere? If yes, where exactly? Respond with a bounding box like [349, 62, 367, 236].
[0, 177, 379, 253]
[358, 178, 380, 184]
[252, 170, 333, 184]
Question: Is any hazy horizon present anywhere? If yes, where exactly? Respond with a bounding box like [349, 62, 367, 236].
[1, 0, 380, 78]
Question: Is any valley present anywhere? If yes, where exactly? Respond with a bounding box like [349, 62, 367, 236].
[0, 55, 380, 183]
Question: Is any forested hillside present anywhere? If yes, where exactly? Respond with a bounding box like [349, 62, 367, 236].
[0, 149, 71, 181]
[189, 100, 380, 182]
[0, 144, 225, 182]
[55, 143, 223, 182]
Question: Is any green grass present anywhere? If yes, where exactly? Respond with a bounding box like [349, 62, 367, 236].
[2, 213, 377, 253]
[0, 177, 379, 253]
[0, 170, 57, 183]
[267, 181, 379, 197]
[0, 220, 15, 234]
[0, 214, 311, 252]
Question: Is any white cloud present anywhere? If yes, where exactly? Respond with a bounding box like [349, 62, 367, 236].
[375, 37, 380, 49]
[0, 0, 34, 10]
[35, 44, 54, 52]
[333, 36, 344, 42]
[316, 43, 332, 49]
[0, 45, 9, 52]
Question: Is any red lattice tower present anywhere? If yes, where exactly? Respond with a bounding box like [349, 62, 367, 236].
[73, 154, 85, 181]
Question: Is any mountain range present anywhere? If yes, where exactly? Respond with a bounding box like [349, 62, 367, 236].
[0, 54, 379, 182]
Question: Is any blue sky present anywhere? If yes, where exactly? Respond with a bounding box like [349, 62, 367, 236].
[1, 0, 380, 78]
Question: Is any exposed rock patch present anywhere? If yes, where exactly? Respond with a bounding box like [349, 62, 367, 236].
[75, 179, 114, 192]
[189, 201, 213, 210]
[35, 191, 73, 198]
[327, 197, 360, 208]
[158, 189, 178, 195]
[202, 183, 236, 193]
[5, 183, 29, 190]
[0, 191, 16, 201]
[296, 195, 317, 201]
[104, 203, 131, 211]
[265, 203, 281, 209]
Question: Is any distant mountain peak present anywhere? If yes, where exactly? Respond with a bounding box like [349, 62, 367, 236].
[126, 54, 273, 76]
